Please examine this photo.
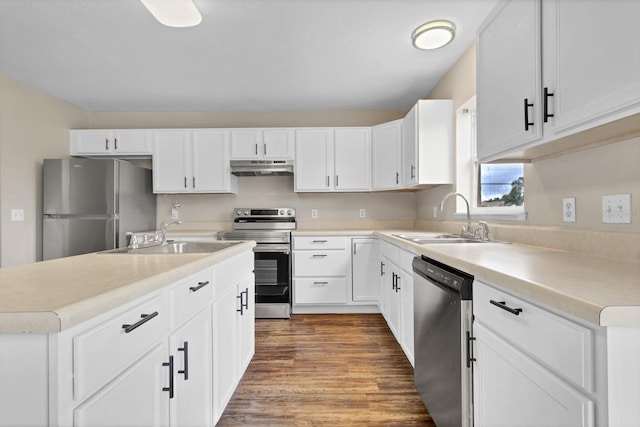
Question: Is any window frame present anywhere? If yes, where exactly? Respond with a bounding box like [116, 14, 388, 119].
[455, 96, 527, 221]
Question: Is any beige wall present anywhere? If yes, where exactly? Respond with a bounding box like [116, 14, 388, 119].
[0, 74, 90, 266]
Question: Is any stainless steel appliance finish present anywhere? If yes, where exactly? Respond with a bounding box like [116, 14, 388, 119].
[230, 160, 294, 176]
[42, 159, 156, 260]
[413, 255, 474, 427]
[218, 208, 295, 319]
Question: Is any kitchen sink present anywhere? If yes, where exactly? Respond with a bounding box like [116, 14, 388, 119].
[391, 233, 489, 244]
[99, 240, 241, 254]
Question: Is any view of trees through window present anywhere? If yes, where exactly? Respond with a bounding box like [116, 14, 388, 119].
[478, 164, 524, 207]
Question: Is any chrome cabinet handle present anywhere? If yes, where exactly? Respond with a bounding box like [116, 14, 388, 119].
[326, 175, 330, 187]
[114, 137, 118, 150]
[410, 165, 415, 180]
[336, 175, 339, 187]
[105, 138, 109, 151]
[312, 281, 329, 285]
[396, 172, 399, 184]
[255, 143, 258, 155]
[264, 144, 267, 155]
[490, 299, 523, 316]
[395, 274, 401, 292]
[237, 287, 249, 315]
[192, 177, 196, 188]
[189, 281, 209, 292]
[380, 261, 385, 276]
[312, 254, 328, 258]
[312, 240, 327, 243]
[122, 311, 158, 333]
[184, 177, 187, 188]
[178, 341, 189, 380]
[162, 355, 174, 398]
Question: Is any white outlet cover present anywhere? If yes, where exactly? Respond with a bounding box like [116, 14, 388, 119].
[311, 209, 318, 219]
[602, 193, 631, 224]
[359, 208, 366, 218]
[562, 197, 576, 223]
[11, 208, 24, 221]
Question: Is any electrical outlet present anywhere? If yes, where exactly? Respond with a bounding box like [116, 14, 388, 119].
[602, 194, 632, 224]
[359, 208, 366, 218]
[562, 197, 576, 223]
[171, 207, 180, 220]
[311, 209, 318, 219]
[432, 206, 438, 218]
[11, 208, 24, 221]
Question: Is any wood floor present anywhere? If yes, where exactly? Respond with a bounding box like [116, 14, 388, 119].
[218, 313, 435, 426]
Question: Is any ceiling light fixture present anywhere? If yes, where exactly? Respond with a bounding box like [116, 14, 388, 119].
[140, 0, 202, 28]
[411, 20, 456, 50]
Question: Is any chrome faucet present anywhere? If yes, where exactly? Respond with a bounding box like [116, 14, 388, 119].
[440, 192, 475, 238]
[160, 221, 182, 243]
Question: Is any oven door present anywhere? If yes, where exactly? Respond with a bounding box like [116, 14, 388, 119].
[253, 245, 291, 306]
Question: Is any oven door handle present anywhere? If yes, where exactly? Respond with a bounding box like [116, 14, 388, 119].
[252, 245, 291, 254]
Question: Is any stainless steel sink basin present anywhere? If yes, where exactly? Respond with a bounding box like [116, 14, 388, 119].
[392, 233, 488, 244]
[99, 240, 241, 254]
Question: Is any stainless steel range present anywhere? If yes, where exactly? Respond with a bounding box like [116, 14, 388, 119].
[218, 208, 295, 319]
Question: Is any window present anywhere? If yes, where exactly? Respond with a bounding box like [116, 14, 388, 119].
[455, 96, 526, 220]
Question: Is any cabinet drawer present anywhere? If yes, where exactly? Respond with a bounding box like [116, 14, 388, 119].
[169, 269, 213, 328]
[294, 278, 347, 304]
[293, 236, 347, 250]
[73, 294, 169, 400]
[474, 282, 594, 391]
[398, 248, 417, 273]
[294, 251, 348, 277]
[379, 240, 400, 263]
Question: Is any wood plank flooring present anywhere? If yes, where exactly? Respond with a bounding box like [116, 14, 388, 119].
[218, 314, 435, 426]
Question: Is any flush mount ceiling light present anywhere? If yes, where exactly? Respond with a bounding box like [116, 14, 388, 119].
[140, 0, 202, 28]
[411, 20, 456, 50]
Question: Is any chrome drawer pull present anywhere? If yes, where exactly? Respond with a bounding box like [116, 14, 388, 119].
[490, 300, 523, 316]
[122, 311, 159, 333]
[312, 254, 328, 258]
[312, 281, 329, 285]
[189, 281, 210, 292]
[312, 240, 328, 243]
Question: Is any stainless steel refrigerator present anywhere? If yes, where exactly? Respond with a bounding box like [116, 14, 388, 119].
[42, 158, 156, 260]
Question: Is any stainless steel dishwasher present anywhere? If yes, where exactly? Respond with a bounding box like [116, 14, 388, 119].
[413, 255, 474, 427]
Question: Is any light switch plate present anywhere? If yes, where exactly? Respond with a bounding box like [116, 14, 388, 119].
[562, 197, 576, 223]
[602, 194, 631, 224]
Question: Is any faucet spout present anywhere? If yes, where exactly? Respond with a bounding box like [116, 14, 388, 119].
[440, 192, 473, 237]
[160, 221, 182, 243]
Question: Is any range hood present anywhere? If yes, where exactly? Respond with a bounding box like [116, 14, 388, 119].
[230, 159, 294, 176]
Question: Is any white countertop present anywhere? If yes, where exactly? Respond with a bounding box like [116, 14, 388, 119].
[0, 241, 255, 333]
[294, 229, 640, 327]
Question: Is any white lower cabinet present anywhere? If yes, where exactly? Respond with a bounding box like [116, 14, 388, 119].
[74, 343, 169, 427]
[0, 249, 255, 427]
[473, 280, 602, 427]
[378, 240, 415, 365]
[351, 238, 380, 303]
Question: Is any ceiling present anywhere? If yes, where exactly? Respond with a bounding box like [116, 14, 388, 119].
[0, 0, 498, 112]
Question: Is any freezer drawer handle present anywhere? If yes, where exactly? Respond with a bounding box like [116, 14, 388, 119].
[121, 311, 159, 333]
[189, 281, 210, 292]
[490, 300, 523, 316]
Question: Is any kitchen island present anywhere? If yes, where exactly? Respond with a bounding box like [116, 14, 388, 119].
[0, 241, 255, 427]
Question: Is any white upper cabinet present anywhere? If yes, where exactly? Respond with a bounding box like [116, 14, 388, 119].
[372, 120, 402, 190]
[401, 100, 454, 187]
[333, 128, 371, 191]
[230, 128, 295, 160]
[70, 130, 152, 156]
[153, 130, 237, 194]
[477, 0, 640, 162]
[295, 128, 371, 192]
[477, 0, 542, 161]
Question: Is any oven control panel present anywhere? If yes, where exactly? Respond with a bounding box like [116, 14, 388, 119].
[233, 208, 296, 218]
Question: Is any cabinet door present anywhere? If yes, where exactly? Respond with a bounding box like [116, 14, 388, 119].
[230, 130, 261, 159]
[294, 129, 334, 191]
[399, 269, 414, 366]
[113, 130, 152, 155]
[263, 129, 295, 159]
[169, 307, 213, 427]
[352, 238, 380, 303]
[334, 128, 371, 191]
[73, 130, 112, 155]
[543, 0, 640, 136]
[401, 105, 418, 186]
[477, 0, 542, 162]
[372, 120, 402, 190]
[192, 130, 232, 192]
[473, 322, 594, 427]
[153, 131, 190, 193]
[237, 274, 255, 375]
[383, 261, 401, 341]
[212, 285, 239, 423]
[74, 343, 169, 427]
